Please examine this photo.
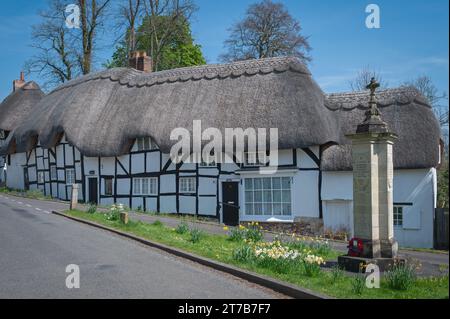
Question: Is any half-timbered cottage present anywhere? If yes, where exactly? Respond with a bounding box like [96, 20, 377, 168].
[0, 54, 442, 248]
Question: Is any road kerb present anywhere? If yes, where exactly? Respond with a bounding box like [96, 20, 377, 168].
[52, 210, 330, 299]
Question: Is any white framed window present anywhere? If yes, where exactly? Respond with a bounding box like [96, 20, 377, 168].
[394, 206, 403, 227]
[180, 177, 196, 193]
[136, 137, 156, 151]
[244, 177, 292, 216]
[66, 168, 75, 185]
[50, 165, 57, 180]
[38, 171, 45, 184]
[133, 177, 157, 195]
[244, 151, 267, 166]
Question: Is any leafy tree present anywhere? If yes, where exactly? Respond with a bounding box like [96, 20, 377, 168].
[437, 157, 449, 208]
[105, 16, 205, 71]
[220, 0, 311, 63]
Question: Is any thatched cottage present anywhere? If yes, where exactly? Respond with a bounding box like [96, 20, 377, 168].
[0, 54, 442, 248]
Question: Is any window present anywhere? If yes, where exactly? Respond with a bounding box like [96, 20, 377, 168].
[394, 206, 403, 227]
[200, 152, 216, 167]
[136, 137, 156, 151]
[66, 169, 75, 185]
[180, 177, 196, 193]
[133, 177, 157, 195]
[38, 172, 45, 184]
[104, 178, 113, 196]
[244, 151, 267, 166]
[50, 165, 57, 180]
[244, 177, 292, 216]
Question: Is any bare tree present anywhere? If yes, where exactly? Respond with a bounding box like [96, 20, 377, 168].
[349, 66, 388, 92]
[25, 0, 79, 90]
[403, 76, 448, 127]
[220, 0, 311, 63]
[77, 0, 112, 74]
[140, 0, 197, 71]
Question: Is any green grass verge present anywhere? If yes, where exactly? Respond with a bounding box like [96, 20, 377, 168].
[0, 187, 52, 200]
[65, 209, 449, 299]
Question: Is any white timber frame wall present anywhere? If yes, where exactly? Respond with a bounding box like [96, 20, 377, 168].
[5, 135, 325, 221]
[4, 136, 437, 248]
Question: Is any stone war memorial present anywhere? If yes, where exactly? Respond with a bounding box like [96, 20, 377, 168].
[338, 78, 402, 272]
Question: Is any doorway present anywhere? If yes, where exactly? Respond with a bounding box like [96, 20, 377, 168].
[222, 182, 239, 226]
[88, 177, 98, 204]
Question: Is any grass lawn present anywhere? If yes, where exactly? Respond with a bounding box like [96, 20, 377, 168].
[65, 209, 449, 299]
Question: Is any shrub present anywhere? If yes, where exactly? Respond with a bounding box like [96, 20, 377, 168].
[302, 254, 325, 277]
[87, 204, 97, 214]
[189, 228, 204, 243]
[227, 227, 245, 242]
[176, 221, 190, 234]
[106, 203, 124, 221]
[385, 262, 417, 291]
[351, 274, 366, 295]
[152, 220, 163, 227]
[330, 265, 344, 283]
[232, 245, 254, 262]
[244, 222, 263, 242]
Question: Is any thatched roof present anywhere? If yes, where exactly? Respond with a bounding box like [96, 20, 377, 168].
[3, 56, 339, 157]
[322, 87, 441, 170]
[0, 82, 44, 131]
[0, 57, 441, 171]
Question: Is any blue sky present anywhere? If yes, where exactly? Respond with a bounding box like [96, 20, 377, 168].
[0, 0, 448, 101]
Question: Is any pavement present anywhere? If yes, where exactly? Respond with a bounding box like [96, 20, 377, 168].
[1, 193, 449, 278]
[0, 194, 285, 299]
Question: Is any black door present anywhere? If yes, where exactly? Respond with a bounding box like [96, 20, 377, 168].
[222, 182, 239, 226]
[88, 178, 98, 204]
[23, 167, 29, 191]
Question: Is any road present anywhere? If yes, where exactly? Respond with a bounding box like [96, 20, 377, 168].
[0, 194, 284, 299]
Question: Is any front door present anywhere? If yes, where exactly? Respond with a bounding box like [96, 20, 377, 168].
[88, 177, 98, 204]
[222, 182, 239, 226]
[23, 167, 29, 191]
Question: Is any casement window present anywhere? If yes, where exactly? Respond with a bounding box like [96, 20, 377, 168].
[244, 151, 267, 166]
[66, 168, 76, 185]
[50, 165, 57, 180]
[244, 177, 292, 216]
[136, 137, 156, 151]
[37, 172, 45, 184]
[393, 206, 403, 227]
[104, 178, 113, 196]
[180, 177, 196, 193]
[133, 177, 157, 195]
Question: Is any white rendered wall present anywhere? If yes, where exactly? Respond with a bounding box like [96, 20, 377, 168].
[322, 168, 436, 248]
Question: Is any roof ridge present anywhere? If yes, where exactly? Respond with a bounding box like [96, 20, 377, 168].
[49, 56, 310, 94]
[324, 86, 431, 111]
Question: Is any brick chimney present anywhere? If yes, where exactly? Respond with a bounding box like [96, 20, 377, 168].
[129, 51, 152, 72]
[13, 71, 26, 92]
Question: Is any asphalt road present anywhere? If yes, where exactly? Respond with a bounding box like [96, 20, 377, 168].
[0, 194, 284, 299]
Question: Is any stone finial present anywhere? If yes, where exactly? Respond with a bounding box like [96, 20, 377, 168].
[356, 77, 389, 133]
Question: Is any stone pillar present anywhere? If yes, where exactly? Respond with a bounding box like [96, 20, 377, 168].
[349, 132, 397, 258]
[346, 78, 398, 259]
[70, 184, 79, 210]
